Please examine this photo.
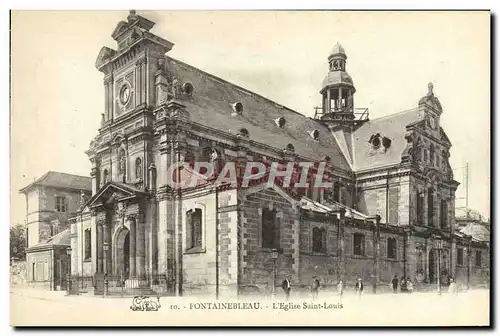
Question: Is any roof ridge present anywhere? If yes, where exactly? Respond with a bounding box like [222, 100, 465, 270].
[368, 107, 420, 122]
[47, 171, 92, 179]
[165, 55, 309, 119]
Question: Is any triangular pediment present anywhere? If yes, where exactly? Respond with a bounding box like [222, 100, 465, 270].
[86, 182, 146, 208]
[112, 21, 131, 40]
[95, 46, 116, 70]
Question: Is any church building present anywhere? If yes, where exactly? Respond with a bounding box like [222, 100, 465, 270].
[68, 11, 489, 296]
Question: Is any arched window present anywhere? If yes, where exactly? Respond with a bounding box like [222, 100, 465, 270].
[135, 157, 142, 179]
[387, 237, 397, 259]
[312, 227, 327, 254]
[262, 208, 279, 248]
[186, 208, 203, 250]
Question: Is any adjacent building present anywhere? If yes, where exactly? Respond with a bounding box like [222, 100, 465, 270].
[19, 171, 92, 289]
[38, 11, 490, 296]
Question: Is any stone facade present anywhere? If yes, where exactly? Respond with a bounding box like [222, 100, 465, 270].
[62, 11, 490, 297]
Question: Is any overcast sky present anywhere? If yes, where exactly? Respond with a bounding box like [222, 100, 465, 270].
[10, 10, 490, 225]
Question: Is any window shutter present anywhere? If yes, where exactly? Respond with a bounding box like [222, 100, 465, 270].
[274, 212, 281, 248]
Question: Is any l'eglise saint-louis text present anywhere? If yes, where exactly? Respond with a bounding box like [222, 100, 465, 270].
[189, 302, 261, 310]
[273, 302, 344, 311]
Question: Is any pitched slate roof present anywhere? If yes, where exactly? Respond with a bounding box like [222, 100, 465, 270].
[352, 108, 425, 171]
[164, 56, 351, 171]
[19, 171, 92, 194]
[460, 223, 490, 242]
[26, 229, 70, 251]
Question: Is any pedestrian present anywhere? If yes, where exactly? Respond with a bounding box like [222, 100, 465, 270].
[337, 280, 344, 300]
[400, 277, 407, 293]
[406, 278, 413, 294]
[448, 277, 458, 296]
[391, 275, 399, 294]
[355, 278, 364, 297]
[281, 277, 291, 301]
[311, 276, 320, 300]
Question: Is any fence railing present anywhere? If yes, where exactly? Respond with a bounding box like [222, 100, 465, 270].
[67, 273, 175, 297]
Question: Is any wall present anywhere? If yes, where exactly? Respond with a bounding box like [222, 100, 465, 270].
[239, 187, 298, 295]
[181, 189, 218, 296]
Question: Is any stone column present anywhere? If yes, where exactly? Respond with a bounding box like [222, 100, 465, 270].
[337, 209, 346, 282]
[372, 215, 381, 292]
[129, 217, 136, 277]
[136, 213, 146, 277]
[103, 222, 111, 275]
[96, 219, 103, 273]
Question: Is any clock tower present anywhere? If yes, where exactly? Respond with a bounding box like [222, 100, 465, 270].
[88, 10, 174, 191]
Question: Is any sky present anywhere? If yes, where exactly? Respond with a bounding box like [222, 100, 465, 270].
[10, 10, 490, 226]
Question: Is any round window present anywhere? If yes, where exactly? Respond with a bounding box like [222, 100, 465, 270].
[119, 84, 131, 105]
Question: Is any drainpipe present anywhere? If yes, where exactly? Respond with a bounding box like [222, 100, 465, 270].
[385, 171, 390, 223]
[215, 186, 219, 299]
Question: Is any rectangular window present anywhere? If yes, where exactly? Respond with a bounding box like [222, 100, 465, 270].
[31, 263, 36, 281]
[186, 208, 203, 250]
[440, 200, 448, 228]
[262, 208, 279, 248]
[387, 237, 397, 259]
[427, 188, 434, 226]
[312, 227, 327, 254]
[353, 233, 365, 256]
[55, 196, 67, 212]
[457, 248, 464, 266]
[475, 250, 482, 267]
[84, 229, 92, 260]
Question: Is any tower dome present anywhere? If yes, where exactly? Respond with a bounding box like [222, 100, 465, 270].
[328, 42, 347, 59]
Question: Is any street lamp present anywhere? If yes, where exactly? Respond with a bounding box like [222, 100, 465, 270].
[66, 247, 72, 296]
[271, 248, 282, 298]
[103, 242, 109, 298]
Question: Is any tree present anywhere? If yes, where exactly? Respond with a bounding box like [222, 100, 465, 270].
[10, 224, 26, 261]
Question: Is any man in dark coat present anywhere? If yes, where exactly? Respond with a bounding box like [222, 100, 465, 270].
[355, 278, 364, 296]
[392, 275, 399, 294]
[281, 278, 291, 300]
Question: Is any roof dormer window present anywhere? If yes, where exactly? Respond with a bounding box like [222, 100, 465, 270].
[275, 117, 286, 128]
[238, 128, 249, 138]
[231, 102, 243, 115]
[310, 129, 320, 141]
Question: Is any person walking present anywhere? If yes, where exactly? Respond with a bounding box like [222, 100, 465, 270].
[311, 276, 320, 300]
[448, 277, 458, 296]
[391, 275, 399, 294]
[337, 280, 344, 300]
[281, 277, 291, 301]
[355, 278, 364, 297]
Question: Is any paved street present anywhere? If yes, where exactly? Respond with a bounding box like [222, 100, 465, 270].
[10, 286, 490, 326]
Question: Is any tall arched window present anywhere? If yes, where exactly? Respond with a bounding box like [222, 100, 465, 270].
[186, 208, 203, 250]
[262, 208, 279, 248]
[135, 157, 142, 180]
[387, 237, 397, 259]
[312, 227, 327, 254]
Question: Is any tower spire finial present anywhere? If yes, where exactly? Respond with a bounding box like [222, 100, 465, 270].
[428, 82, 434, 96]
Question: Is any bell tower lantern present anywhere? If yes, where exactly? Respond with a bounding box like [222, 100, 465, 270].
[315, 43, 368, 129]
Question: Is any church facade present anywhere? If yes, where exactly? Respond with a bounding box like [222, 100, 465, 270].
[69, 11, 490, 297]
